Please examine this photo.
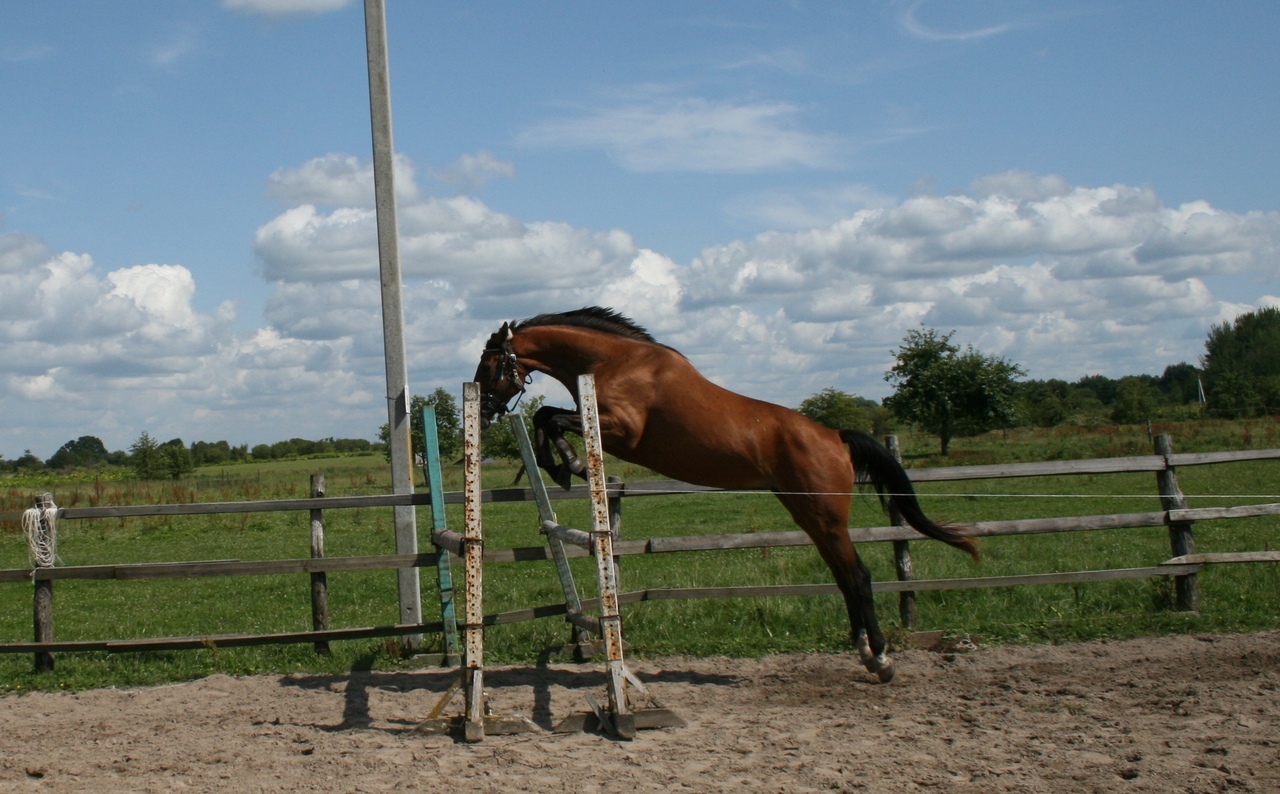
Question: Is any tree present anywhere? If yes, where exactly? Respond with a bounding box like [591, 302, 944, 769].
[160, 438, 195, 479]
[884, 327, 1024, 455]
[47, 435, 110, 469]
[379, 387, 464, 482]
[12, 449, 46, 473]
[1111, 376, 1160, 425]
[129, 431, 165, 480]
[797, 388, 890, 436]
[481, 395, 546, 464]
[1202, 306, 1280, 417]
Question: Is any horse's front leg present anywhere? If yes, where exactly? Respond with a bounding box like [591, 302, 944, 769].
[532, 405, 587, 490]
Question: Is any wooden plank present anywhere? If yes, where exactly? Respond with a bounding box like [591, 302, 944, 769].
[0, 553, 441, 584]
[0, 504, 1236, 586]
[1169, 503, 1280, 522]
[1166, 449, 1280, 467]
[0, 621, 447, 654]
[904, 456, 1167, 481]
[56, 492, 433, 520]
[1, 445, 1271, 525]
[1165, 551, 1280, 565]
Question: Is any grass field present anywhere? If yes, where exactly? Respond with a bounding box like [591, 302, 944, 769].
[0, 417, 1276, 693]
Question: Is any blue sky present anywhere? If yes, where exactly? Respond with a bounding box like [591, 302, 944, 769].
[2, 0, 1278, 458]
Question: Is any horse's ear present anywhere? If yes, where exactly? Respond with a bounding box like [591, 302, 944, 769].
[502, 322, 513, 342]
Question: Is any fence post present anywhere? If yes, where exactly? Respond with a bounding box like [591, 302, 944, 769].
[310, 475, 330, 655]
[25, 493, 57, 673]
[1154, 434, 1199, 612]
[884, 436, 917, 630]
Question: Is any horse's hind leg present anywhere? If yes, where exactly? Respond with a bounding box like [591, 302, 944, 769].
[850, 557, 894, 682]
[779, 493, 895, 683]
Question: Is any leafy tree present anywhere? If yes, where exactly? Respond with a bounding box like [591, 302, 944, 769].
[160, 438, 195, 479]
[379, 387, 464, 482]
[12, 449, 46, 473]
[481, 395, 546, 464]
[130, 431, 165, 479]
[1202, 306, 1280, 417]
[421, 388, 463, 462]
[1017, 379, 1069, 427]
[1111, 377, 1160, 425]
[797, 388, 890, 436]
[1158, 362, 1204, 405]
[47, 435, 110, 469]
[884, 327, 1024, 455]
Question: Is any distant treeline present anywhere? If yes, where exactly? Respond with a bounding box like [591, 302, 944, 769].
[1018, 363, 1205, 427]
[0, 435, 385, 476]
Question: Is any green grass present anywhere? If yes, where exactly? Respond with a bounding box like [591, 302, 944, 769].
[0, 420, 1277, 693]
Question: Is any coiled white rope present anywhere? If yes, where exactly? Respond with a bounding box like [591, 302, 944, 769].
[21, 494, 58, 569]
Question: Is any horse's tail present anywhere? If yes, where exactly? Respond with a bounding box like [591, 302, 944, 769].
[839, 429, 979, 561]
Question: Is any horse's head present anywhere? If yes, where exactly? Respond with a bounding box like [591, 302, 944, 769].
[473, 322, 529, 428]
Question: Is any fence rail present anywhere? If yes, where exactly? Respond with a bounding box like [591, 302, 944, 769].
[0, 439, 1277, 659]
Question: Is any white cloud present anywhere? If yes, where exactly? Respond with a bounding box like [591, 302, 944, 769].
[221, 0, 350, 16]
[900, 2, 1013, 41]
[433, 151, 516, 192]
[519, 95, 843, 173]
[266, 152, 420, 207]
[726, 184, 896, 230]
[4, 165, 1278, 457]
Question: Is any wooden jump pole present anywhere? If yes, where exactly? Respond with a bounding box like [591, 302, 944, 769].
[423, 405, 461, 666]
[507, 416, 595, 656]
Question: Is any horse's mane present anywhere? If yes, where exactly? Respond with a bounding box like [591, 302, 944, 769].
[512, 307, 661, 345]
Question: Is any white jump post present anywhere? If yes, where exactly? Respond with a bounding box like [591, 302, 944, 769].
[578, 374, 633, 737]
[416, 382, 535, 741]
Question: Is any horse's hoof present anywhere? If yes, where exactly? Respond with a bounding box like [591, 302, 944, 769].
[875, 662, 896, 684]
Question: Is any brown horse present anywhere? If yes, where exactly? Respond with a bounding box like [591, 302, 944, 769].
[473, 306, 976, 682]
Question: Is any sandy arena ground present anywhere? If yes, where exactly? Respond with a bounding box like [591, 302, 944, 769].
[0, 630, 1276, 792]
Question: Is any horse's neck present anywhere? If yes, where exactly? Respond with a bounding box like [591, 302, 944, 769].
[515, 326, 614, 383]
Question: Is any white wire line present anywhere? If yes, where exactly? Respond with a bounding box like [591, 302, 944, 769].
[618, 486, 1280, 501]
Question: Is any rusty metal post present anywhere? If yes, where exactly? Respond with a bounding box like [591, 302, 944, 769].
[461, 382, 486, 742]
[578, 374, 635, 739]
[309, 474, 330, 655]
[1155, 434, 1199, 612]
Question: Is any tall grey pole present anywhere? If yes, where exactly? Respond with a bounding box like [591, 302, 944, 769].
[364, 0, 421, 645]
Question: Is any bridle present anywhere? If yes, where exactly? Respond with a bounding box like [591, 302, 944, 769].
[480, 332, 530, 424]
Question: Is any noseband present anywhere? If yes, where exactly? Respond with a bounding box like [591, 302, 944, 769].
[480, 337, 530, 422]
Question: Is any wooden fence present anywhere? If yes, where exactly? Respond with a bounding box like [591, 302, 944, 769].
[0, 436, 1277, 664]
